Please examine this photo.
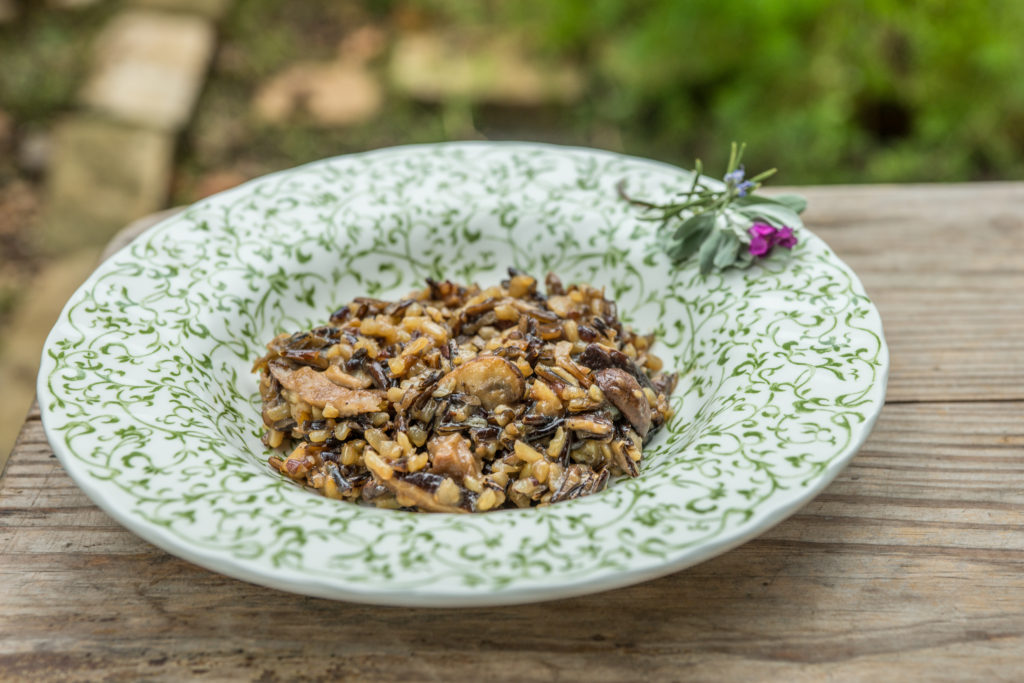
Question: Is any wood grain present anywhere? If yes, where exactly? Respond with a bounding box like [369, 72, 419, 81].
[3, 183, 1023, 681]
[782, 183, 1024, 403]
[2, 403, 1022, 681]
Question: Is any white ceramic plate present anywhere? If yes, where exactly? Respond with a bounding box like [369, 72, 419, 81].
[39, 142, 888, 607]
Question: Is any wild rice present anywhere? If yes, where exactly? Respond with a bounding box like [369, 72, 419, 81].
[252, 270, 677, 513]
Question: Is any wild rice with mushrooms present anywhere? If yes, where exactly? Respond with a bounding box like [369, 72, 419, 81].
[253, 270, 677, 512]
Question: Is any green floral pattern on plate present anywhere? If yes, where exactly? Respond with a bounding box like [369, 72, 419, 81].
[39, 142, 888, 606]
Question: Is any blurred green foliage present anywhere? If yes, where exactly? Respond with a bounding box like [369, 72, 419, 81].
[3, 0, 1023, 186]
[0, 2, 116, 123]
[435, 0, 1024, 183]
[178, 0, 445, 191]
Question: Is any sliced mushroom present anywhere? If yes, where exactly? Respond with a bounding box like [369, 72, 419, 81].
[361, 480, 389, 502]
[578, 342, 656, 392]
[511, 299, 560, 323]
[269, 362, 385, 416]
[427, 433, 481, 481]
[323, 364, 373, 389]
[437, 356, 525, 411]
[593, 367, 652, 438]
[258, 271, 679, 512]
[460, 310, 500, 337]
[381, 475, 467, 513]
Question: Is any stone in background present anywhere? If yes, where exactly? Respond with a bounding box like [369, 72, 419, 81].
[253, 27, 386, 128]
[43, 6, 218, 252]
[45, 117, 174, 251]
[126, 0, 232, 20]
[3, 2, 229, 458]
[80, 9, 215, 131]
[389, 30, 584, 107]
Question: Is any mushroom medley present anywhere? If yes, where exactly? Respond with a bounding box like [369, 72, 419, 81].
[253, 271, 677, 512]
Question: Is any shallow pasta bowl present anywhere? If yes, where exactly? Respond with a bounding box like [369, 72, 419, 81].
[38, 142, 888, 607]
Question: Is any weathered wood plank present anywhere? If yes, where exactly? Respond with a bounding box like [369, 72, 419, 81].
[3, 185, 1024, 680]
[2, 402, 1022, 680]
[787, 184, 1024, 402]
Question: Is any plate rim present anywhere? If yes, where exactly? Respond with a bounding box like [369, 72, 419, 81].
[37, 140, 890, 607]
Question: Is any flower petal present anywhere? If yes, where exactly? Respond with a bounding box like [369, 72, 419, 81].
[776, 226, 797, 248]
[748, 234, 770, 256]
[724, 166, 745, 184]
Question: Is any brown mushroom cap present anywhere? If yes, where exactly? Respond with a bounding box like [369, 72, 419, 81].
[593, 367, 652, 438]
[440, 356, 526, 411]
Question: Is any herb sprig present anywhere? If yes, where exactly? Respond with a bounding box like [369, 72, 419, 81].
[618, 143, 807, 276]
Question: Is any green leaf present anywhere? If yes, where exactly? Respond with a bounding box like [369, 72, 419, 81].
[623, 143, 805, 274]
[769, 193, 808, 214]
[671, 222, 712, 262]
[672, 213, 715, 240]
[737, 202, 802, 229]
[667, 214, 713, 264]
[668, 226, 706, 263]
[698, 229, 724, 276]
[739, 192, 807, 216]
[713, 231, 741, 269]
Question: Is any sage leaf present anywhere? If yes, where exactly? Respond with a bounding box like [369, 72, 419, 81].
[672, 213, 715, 240]
[769, 193, 808, 214]
[738, 202, 802, 229]
[713, 231, 741, 269]
[735, 249, 754, 269]
[739, 193, 808, 215]
[669, 220, 711, 263]
[698, 230, 724, 276]
[619, 142, 805, 274]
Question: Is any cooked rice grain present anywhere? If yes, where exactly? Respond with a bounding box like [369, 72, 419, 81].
[253, 270, 677, 512]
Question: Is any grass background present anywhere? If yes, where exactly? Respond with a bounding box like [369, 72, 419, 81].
[4, 0, 1024, 192]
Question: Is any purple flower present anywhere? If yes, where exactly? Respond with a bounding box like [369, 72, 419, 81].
[747, 222, 797, 257]
[775, 226, 797, 248]
[723, 166, 745, 184]
[736, 180, 754, 197]
[748, 233, 771, 256]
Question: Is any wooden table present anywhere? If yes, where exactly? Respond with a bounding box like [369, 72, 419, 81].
[3, 186, 1023, 681]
